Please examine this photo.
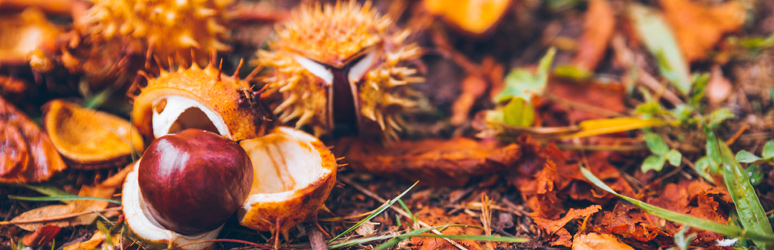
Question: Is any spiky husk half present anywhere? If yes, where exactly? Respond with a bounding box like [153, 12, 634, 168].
[131, 59, 273, 141]
[82, 0, 232, 62]
[257, 1, 424, 140]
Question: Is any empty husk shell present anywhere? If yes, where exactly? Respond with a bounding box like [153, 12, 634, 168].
[43, 99, 144, 169]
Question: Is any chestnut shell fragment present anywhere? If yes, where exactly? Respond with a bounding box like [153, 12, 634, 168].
[138, 129, 253, 235]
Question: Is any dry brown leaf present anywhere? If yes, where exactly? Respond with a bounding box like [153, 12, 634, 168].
[63, 232, 105, 250]
[338, 137, 521, 186]
[451, 75, 488, 125]
[660, 0, 746, 62]
[573, 0, 615, 71]
[546, 80, 626, 122]
[572, 232, 634, 250]
[0, 96, 66, 183]
[531, 205, 602, 236]
[11, 185, 115, 231]
[21, 225, 60, 247]
[551, 228, 573, 247]
[410, 207, 485, 250]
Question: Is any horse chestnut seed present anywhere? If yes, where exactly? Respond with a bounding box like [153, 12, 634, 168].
[138, 129, 253, 235]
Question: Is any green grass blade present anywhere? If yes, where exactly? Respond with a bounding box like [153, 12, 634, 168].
[717, 139, 774, 248]
[327, 181, 419, 243]
[8, 195, 122, 205]
[580, 166, 774, 243]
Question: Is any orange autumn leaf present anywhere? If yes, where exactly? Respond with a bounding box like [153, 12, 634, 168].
[660, 0, 746, 62]
[572, 232, 634, 250]
[530, 205, 602, 236]
[573, 0, 615, 72]
[11, 185, 115, 231]
[424, 0, 511, 36]
[410, 207, 485, 250]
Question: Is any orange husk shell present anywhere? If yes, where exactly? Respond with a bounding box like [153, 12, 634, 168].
[43, 99, 143, 169]
[238, 127, 337, 233]
[0, 8, 61, 66]
[131, 63, 272, 141]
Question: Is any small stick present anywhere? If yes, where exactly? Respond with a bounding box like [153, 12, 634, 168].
[725, 124, 749, 146]
[339, 176, 469, 250]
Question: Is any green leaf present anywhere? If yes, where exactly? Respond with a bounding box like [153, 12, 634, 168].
[705, 128, 722, 174]
[746, 164, 764, 186]
[716, 136, 774, 248]
[502, 98, 535, 127]
[82, 87, 114, 109]
[666, 149, 682, 166]
[628, 4, 691, 95]
[644, 132, 669, 155]
[553, 64, 592, 81]
[580, 166, 774, 243]
[707, 108, 735, 129]
[689, 73, 710, 108]
[8, 195, 121, 204]
[670, 104, 695, 124]
[736, 150, 761, 163]
[642, 155, 666, 172]
[693, 157, 715, 183]
[493, 48, 556, 103]
[762, 140, 774, 159]
[327, 181, 419, 244]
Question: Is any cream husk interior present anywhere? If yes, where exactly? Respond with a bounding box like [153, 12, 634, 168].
[151, 95, 230, 139]
[240, 127, 330, 206]
[122, 160, 221, 250]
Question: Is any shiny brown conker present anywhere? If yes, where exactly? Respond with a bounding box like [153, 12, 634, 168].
[138, 129, 253, 235]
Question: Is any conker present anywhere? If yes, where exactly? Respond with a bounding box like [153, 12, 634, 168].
[138, 129, 253, 235]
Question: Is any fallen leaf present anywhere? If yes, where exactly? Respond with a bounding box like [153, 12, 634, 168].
[451, 75, 488, 125]
[11, 185, 116, 231]
[560, 117, 667, 139]
[0, 96, 66, 183]
[660, 0, 746, 62]
[546, 79, 626, 121]
[531, 205, 602, 236]
[21, 225, 60, 247]
[338, 137, 521, 186]
[63, 232, 105, 250]
[410, 207, 485, 250]
[423, 0, 512, 36]
[572, 232, 634, 250]
[573, 0, 615, 72]
[551, 228, 573, 247]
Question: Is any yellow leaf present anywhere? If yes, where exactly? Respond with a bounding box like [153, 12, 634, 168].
[561, 117, 667, 139]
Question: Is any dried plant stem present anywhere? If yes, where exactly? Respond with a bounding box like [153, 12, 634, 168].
[0, 207, 122, 225]
[339, 176, 469, 250]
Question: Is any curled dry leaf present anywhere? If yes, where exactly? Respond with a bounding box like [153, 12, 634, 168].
[530, 205, 602, 237]
[338, 137, 521, 186]
[11, 185, 115, 231]
[572, 0, 615, 72]
[572, 232, 634, 250]
[63, 231, 105, 250]
[43, 99, 144, 169]
[660, 0, 746, 62]
[21, 225, 60, 247]
[410, 207, 485, 250]
[0, 96, 66, 183]
[423, 0, 512, 37]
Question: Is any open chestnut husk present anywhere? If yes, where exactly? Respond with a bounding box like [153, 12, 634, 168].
[238, 126, 338, 236]
[122, 129, 252, 250]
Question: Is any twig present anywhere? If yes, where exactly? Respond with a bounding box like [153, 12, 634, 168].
[0, 207, 122, 225]
[339, 176, 469, 250]
[725, 124, 749, 146]
[637, 68, 683, 106]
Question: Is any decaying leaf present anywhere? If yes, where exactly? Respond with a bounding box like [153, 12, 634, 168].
[409, 207, 485, 250]
[63, 232, 105, 250]
[572, 232, 634, 250]
[0, 96, 66, 183]
[531, 205, 602, 236]
[21, 225, 60, 247]
[423, 0, 511, 36]
[338, 137, 521, 186]
[573, 0, 615, 72]
[546, 80, 626, 122]
[660, 0, 746, 62]
[10, 185, 116, 231]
